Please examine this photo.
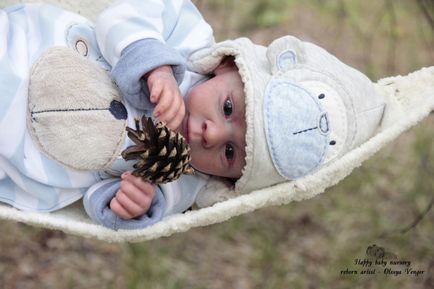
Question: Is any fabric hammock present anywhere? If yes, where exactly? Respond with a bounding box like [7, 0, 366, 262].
[0, 66, 433, 242]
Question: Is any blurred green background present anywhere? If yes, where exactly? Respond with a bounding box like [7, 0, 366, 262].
[1, 0, 433, 288]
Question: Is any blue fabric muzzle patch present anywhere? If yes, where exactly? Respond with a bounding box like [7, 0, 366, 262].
[264, 79, 330, 179]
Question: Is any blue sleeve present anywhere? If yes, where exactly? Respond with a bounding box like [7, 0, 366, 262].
[111, 39, 186, 109]
[95, 0, 214, 66]
[83, 178, 166, 230]
[95, 0, 214, 110]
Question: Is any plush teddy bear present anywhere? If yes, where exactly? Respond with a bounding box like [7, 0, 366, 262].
[28, 46, 128, 171]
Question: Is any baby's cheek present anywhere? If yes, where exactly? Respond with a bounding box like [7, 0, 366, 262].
[189, 151, 204, 170]
[189, 150, 215, 175]
[185, 89, 197, 110]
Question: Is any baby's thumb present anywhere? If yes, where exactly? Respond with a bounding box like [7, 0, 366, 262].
[121, 171, 132, 179]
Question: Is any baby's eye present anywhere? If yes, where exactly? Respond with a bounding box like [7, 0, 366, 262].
[223, 97, 233, 117]
[225, 144, 234, 161]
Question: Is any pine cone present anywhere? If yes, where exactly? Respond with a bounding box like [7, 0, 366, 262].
[121, 116, 194, 184]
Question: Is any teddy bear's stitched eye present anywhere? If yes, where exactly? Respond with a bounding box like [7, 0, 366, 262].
[329, 140, 336, 145]
[318, 93, 325, 99]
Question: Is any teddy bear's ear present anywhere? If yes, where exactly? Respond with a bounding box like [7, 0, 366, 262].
[266, 36, 306, 74]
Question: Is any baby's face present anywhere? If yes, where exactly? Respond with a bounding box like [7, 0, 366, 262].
[179, 58, 246, 179]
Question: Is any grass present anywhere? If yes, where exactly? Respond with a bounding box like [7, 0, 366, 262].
[1, 0, 433, 288]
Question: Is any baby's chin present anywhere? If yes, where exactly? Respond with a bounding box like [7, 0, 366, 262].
[189, 158, 213, 176]
[190, 161, 240, 179]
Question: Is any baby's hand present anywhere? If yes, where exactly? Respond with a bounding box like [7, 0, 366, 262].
[110, 171, 155, 219]
[146, 65, 185, 131]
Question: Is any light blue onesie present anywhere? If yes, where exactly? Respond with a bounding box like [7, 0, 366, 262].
[0, 0, 215, 230]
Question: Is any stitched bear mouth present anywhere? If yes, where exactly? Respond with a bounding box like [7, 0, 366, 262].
[291, 113, 329, 138]
[30, 100, 127, 121]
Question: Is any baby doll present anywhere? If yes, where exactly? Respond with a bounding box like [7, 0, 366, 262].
[0, 1, 247, 230]
[0, 1, 385, 230]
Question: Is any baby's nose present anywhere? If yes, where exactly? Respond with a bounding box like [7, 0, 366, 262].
[202, 120, 225, 148]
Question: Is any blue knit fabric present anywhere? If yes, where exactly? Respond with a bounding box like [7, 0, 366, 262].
[83, 179, 166, 230]
[111, 39, 186, 109]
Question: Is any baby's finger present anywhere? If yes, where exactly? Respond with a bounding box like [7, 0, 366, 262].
[120, 179, 153, 210]
[123, 174, 155, 200]
[149, 82, 163, 103]
[110, 196, 133, 219]
[166, 102, 185, 131]
[159, 92, 181, 125]
[115, 189, 146, 218]
[154, 90, 174, 118]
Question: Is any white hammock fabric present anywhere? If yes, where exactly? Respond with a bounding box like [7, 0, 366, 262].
[0, 66, 433, 242]
[1, 0, 433, 242]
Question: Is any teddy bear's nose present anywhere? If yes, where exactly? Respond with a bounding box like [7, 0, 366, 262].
[318, 113, 329, 134]
[109, 100, 128, 120]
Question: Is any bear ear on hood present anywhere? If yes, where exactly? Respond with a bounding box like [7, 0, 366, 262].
[266, 36, 306, 74]
[187, 41, 240, 75]
[213, 56, 237, 75]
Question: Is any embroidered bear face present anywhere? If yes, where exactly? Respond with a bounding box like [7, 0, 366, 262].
[263, 37, 349, 179]
[28, 47, 127, 171]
